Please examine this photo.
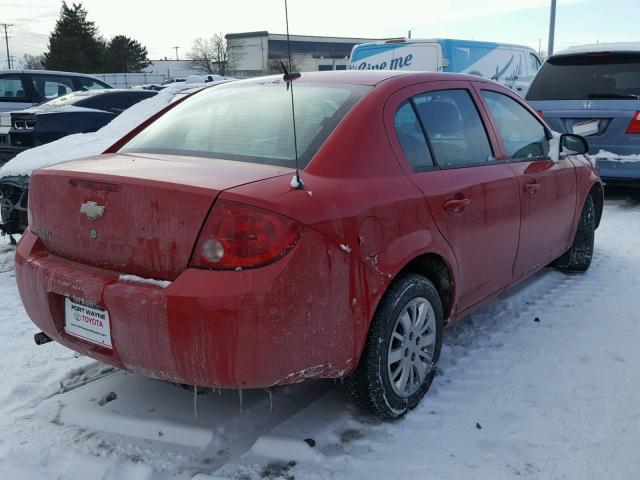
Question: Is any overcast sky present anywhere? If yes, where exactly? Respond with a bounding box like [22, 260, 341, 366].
[2, 0, 637, 66]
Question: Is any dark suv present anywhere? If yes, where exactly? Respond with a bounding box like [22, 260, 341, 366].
[0, 70, 113, 154]
[0, 70, 112, 112]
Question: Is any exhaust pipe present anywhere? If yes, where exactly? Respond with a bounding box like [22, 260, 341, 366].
[34, 332, 53, 346]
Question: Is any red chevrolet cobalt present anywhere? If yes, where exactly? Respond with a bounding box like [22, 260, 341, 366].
[16, 71, 603, 418]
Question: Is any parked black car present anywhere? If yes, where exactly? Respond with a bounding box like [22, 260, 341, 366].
[0, 89, 157, 163]
[0, 88, 157, 236]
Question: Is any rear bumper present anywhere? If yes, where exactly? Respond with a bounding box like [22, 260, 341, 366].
[15, 230, 360, 388]
[596, 158, 640, 187]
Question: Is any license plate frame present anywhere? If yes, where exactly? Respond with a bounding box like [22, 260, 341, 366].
[572, 119, 600, 136]
[64, 297, 112, 348]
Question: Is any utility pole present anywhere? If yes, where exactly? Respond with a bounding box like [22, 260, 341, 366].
[1, 23, 14, 69]
[173, 46, 180, 60]
[547, 0, 557, 56]
[538, 38, 542, 57]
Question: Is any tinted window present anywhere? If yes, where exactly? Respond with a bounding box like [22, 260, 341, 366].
[527, 52, 640, 100]
[394, 101, 433, 169]
[128, 91, 157, 104]
[121, 83, 370, 168]
[31, 74, 74, 100]
[0, 74, 28, 101]
[413, 89, 493, 168]
[77, 93, 131, 113]
[482, 90, 549, 159]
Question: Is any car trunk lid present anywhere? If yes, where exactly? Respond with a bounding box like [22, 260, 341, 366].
[28, 152, 292, 280]
[532, 99, 640, 149]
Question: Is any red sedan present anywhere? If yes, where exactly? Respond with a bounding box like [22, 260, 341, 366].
[16, 71, 603, 418]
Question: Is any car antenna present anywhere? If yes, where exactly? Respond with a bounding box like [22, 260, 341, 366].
[282, 0, 304, 190]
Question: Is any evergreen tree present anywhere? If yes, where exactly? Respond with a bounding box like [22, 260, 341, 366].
[43, 2, 106, 73]
[105, 35, 151, 73]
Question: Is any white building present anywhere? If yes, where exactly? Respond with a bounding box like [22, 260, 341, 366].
[226, 31, 380, 77]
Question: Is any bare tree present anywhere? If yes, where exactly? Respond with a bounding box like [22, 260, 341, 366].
[22, 53, 45, 70]
[188, 33, 231, 75]
[268, 55, 299, 75]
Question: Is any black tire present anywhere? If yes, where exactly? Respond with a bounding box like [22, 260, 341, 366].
[554, 194, 595, 272]
[344, 274, 443, 419]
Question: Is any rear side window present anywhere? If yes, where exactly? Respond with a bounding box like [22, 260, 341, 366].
[394, 101, 433, 170]
[31, 74, 74, 100]
[0, 74, 28, 102]
[482, 90, 549, 159]
[527, 52, 640, 101]
[413, 89, 493, 168]
[79, 77, 111, 90]
[121, 83, 370, 168]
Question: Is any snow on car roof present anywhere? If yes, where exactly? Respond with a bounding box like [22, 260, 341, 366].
[556, 42, 640, 55]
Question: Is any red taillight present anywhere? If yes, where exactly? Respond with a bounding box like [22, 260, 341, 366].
[190, 200, 303, 269]
[626, 111, 640, 134]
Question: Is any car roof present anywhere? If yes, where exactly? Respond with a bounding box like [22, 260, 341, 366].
[0, 69, 106, 79]
[232, 70, 498, 87]
[555, 42, 640, 56]
[354, 38, 535, 51]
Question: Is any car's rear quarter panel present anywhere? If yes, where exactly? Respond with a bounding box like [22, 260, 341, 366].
[222, 78, 461, 366]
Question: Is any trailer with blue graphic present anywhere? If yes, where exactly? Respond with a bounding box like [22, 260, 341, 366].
[349, 38, 542, 95]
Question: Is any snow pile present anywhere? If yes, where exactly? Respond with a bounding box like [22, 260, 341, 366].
[593, 150, 640, 163]
[118, 274, 172, 289]
[0, 82, 207, 179]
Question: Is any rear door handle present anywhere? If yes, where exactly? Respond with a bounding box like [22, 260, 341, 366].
[443, 198, 471, 212]
[523, 182, 540, 195]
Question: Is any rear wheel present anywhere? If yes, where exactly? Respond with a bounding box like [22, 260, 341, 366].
[554, 194, 595, 272]
[345, 274, 443, 419]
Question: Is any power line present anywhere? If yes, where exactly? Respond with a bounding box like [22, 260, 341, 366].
[1, 23, 14, 69]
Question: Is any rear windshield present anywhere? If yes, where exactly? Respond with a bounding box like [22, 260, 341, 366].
[527, 52, 640, 101]
[120, 82, 370, 168]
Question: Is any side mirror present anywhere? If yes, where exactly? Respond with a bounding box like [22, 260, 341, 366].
[560, 133, 589, 155]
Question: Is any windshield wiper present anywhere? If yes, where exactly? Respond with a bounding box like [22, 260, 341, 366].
[587, 93, 640, 100]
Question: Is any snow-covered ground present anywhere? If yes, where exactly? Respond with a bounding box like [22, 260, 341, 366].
[0, 193, 639, 480]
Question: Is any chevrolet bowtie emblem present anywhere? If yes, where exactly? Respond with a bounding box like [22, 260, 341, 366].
[80, 201, 106, 220]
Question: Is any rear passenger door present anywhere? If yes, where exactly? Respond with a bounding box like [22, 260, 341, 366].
[475, 85, 577, 278]
[387, 81, 521, 312]
[27, 73, 75, 103]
